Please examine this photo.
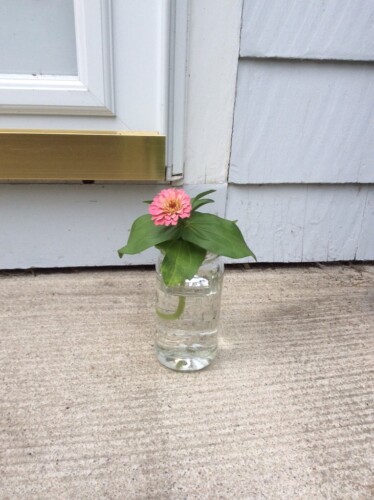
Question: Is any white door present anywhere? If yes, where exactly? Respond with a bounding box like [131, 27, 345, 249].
[0, 0, 188, 268]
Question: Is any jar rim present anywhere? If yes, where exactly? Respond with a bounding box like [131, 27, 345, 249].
[204, 252, 219, 262]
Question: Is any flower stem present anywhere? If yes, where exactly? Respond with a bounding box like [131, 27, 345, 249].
[156, 295, 186, 320]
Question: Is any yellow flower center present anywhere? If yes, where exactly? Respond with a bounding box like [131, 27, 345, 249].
[165, 199, 180, 213]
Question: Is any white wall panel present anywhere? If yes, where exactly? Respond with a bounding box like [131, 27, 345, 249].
[229, 60, 374, 184]
[241, 0, 374, 61]
[0, 184, 227, 270]
[225, 185, 372, 263]
[184, 0, 242, 184]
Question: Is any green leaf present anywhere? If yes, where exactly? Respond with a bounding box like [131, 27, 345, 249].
[155, 240, 173, 254]
[143, 200, 152, 204]
[160, 239, 207, 286]
[118, 214, 180, 256]
[192, 189, 216, 201]
[181, 212, 256, 260]
[191, 189, 216, 210]
[192, 198, 214, 211]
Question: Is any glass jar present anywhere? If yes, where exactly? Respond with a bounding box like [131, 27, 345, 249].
[155, 252, 224, 372]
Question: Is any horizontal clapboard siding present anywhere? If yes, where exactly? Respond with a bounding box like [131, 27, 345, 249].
[227, 1, 374, 261]
[229, 60, 374, 184]
[241, 0, 374, 61]
[226, 185, 374, 263]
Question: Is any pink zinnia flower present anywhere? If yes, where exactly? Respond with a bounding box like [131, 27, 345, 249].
[149, 188, 192, 226]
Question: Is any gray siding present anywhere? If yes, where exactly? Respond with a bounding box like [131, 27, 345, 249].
[240, 0, 374, 61]
[226, 185, 373, 263]
[228, 0, 374, 262]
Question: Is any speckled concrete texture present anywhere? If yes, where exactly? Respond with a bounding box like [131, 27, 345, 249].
[1, 265, 373, 499]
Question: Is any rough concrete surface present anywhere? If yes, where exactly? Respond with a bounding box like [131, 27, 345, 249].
[0, 265, 373, 499]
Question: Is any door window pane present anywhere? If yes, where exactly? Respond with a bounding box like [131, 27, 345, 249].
[0, 0, 77, 75]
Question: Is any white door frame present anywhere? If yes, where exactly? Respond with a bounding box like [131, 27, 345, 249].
[0, 0, 114, 116]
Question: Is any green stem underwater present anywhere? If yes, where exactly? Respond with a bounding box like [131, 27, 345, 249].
[156, 295, 186, 320]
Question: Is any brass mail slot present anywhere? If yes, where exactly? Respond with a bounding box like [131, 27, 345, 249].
[0, 130, 166, 181]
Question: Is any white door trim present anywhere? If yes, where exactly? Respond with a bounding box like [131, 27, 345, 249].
[166, 0, 189, 180]
[0, 0, 114, 116]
